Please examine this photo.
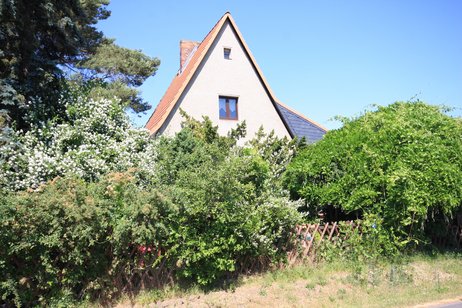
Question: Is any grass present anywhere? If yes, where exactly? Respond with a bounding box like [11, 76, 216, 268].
[115, 252, 462, 307]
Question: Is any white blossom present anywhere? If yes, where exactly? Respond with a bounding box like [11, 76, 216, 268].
[1, 96, 158, 191]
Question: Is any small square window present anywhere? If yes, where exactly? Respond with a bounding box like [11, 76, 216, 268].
[224, 48, 231, 60]
[219, 96, 238, 120]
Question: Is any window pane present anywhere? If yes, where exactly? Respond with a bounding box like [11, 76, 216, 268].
[224, 48, 231, 59]
[219, 97, 227, 118]
[219, 96, 238, 119]
[229, 99, 237, 118]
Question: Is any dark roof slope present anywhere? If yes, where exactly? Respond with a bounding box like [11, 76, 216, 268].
[276, 103, 327, 143]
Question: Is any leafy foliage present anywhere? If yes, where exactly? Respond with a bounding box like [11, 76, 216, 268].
[153, 117, 303, 285]
[0, 89, 156, 191]
[0, 0, 159, 130]
[285, 101, 462, 249]
[0, 0, 108, 128]
[0, 174, 175, 306]
[0, 114, 303, 306]
[72, 39, 160, 113]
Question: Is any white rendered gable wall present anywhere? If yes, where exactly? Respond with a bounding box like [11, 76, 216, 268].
[160, 21, 291, 141]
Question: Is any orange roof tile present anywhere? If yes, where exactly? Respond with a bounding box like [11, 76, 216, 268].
[145, 13, 230, 135]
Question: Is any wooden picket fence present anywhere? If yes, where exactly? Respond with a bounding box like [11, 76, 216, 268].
[122, 222, 361, 291]
[287, 218, 462, 265]
[287, 221, 360, 264]
[121, 218, 461, 293]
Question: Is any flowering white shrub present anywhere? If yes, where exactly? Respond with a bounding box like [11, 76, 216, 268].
[0, 96, 157, 191]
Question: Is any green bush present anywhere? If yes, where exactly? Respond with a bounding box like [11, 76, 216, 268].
[153, 116, 302, 285]
[0, 173, 174, 306]
[318, 219, 400, 264]
[0, 116, 303, 306]
[285, 101, 462, 252]
[0, 93, 156, 191]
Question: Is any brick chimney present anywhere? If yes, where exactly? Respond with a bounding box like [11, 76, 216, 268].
[180, 40, 200, 71]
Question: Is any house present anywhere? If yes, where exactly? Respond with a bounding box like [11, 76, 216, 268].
[145, 12, 327, 143]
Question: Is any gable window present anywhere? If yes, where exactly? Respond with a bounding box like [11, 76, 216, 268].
[223, 48, 231, 59]
[219, 96, 238, 120]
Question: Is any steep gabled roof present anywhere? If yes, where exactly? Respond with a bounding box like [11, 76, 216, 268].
[145, 12, 327, 140]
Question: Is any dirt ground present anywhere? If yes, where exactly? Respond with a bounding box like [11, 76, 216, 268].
[116, 260, 462, 308]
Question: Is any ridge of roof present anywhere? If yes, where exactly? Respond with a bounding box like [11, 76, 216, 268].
[179, 42, 200, 74]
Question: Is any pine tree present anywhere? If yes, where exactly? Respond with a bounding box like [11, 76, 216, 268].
[0, 0, 159, 130]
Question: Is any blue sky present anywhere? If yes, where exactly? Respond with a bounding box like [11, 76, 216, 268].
[98, 0, 462, 129]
